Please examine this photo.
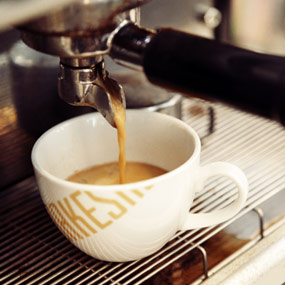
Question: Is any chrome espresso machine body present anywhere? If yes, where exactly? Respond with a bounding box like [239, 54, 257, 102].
[0, 0, 285, 284]
[9, 0, 285, 127]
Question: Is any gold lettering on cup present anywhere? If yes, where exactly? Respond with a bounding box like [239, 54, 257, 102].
[46, 203, 83, 241]
[46, 185, 155, 240]
[131, 189, 144, 198]
[71, 191, 113, 229]
[145, 185, 153, 191]
[116, 191, 136, 206]
[57, 198, 97, 237]
[85, 191, 127, 220]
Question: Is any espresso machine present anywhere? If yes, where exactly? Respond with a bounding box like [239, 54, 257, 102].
[0, 1, 285, 284]
[1, 0, 284, 189]
[3, 0, 284, 128]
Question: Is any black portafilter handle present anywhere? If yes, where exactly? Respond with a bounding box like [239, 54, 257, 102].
[110, 23, 285, 126]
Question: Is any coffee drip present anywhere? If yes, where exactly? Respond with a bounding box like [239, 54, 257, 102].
[58, 59, 126, 128]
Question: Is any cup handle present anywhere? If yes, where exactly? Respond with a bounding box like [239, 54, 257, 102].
[180, 162, 248, 230]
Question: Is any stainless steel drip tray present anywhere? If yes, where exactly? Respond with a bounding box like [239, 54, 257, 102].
[0, 177, 284, 285]
[1, 100, 285, 284]
[202, 223, 285, 285]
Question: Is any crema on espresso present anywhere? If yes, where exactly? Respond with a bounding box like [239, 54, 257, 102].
[67, 161, 167, 185]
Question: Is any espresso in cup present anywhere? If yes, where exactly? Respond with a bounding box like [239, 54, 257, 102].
[67, 161, 167, 185]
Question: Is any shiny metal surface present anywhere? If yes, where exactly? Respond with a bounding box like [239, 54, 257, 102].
[19, 0, 147, 34]
[201, 224, 285, 285]
[0, 100, 284, 284]
[0, 46, 36, 189]
[0, 0, 75, 31]
[20, 30, 111, 58]
[139, 94, 182, 119]
[15, 1, 146, 130]
[20, 19, 133, 59]
[110, 69, 182, 118]
[59, 60, 126, 127]
[110, 22, 155, 70]
[0, 37, 93, 189]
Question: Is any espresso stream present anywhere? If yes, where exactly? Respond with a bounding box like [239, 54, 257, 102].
[67, 94, 167, 185]
[110, 93, 126, 184]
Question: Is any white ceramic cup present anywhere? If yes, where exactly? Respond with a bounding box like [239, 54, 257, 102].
[32, 110, 248, 262]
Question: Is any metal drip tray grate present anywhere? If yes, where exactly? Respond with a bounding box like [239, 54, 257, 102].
[1, 99, 284, 284]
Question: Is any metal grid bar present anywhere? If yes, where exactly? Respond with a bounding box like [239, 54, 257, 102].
[1, 100, 284, 284]
[108, 177, 284, 285]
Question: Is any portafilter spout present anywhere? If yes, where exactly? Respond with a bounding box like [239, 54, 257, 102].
[58, 58, 125, 128]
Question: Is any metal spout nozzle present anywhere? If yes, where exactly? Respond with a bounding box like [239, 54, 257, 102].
[58, 59, 126, 128]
